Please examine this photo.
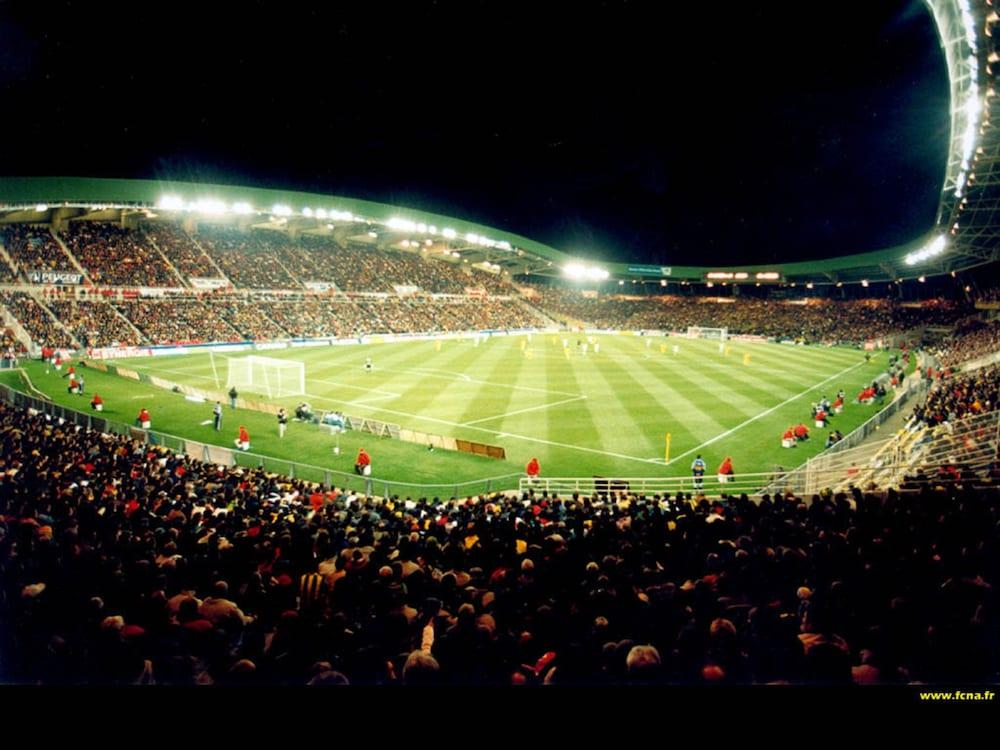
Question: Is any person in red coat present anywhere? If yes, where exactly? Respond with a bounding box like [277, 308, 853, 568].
[526, 457, 541, 482]
[718, 456, 734, 483]
[235, 425, 250, 451]
[137, 408, 151, 428]
[355, 448, 371, 475]
[90, 393, 103, 411]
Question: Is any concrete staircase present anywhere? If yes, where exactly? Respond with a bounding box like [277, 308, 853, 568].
[49, 229, 94, 285]
[142, 229, 190, 288]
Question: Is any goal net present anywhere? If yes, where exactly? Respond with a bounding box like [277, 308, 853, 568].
[687, 326, 728, 341]
[225, 355, 305, 399]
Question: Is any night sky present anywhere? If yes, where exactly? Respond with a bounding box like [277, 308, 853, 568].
[0, 0, 949, 266]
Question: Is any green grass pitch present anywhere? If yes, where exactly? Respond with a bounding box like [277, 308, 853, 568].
[7, 334, 899, 497]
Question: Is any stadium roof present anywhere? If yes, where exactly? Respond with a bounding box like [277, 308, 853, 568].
[0, 3, 997, 289]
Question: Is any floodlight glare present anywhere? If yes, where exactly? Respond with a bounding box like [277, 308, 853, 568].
[302, 207, 314, 217]
[194, 198, 227, 215]
[34, 204, 48, 212]
[157, 195, 185, 211]
[271, 204, 292, 217]
[903, 235, 947, 266]
[232, 201, 254, 215]
[442, 227, 457, 239]
[387, 217, 417, 232]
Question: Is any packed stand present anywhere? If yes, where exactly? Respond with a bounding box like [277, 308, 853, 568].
[115, 299, 240, 345]
[0, 254, 17, 283]
[298, 236, 470, 294]
[60, 223, 179, 287]
[0, 291, 75, 348]
[211, 298, 290, 341]
[909, 365, 1000, 427]
[934, 319, 1000, 369]
[352, 297, 544, 335]
[198, 226, 300, 289]
[143, 223, 224, 281]
[0, 395, 997, 685]
[45, 300, 146, 348]
[468, 268, 516, 296]
[1, 225, 76, 275]
[258, 297, 370, 339]
[526, 287, 966, 345]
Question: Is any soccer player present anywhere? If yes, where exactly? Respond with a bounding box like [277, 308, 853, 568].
[277, 407, 288, 438]
[229, 386, 238, 409]
[213, 401, 223, 431]
[691, 455, 706, 491]
[365, 357, 373, 373]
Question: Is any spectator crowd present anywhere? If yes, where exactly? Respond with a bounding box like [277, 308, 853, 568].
[0, 397, 996, 685]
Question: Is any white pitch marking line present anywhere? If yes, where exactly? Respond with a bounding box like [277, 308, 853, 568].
[300, 392, 659, 465]
[460, 395, 588, 426]
[668, 358, 869, 466]
[408, 367, 472, 382]
[374, 365, 582, 398]
[310, 378, 401, 398]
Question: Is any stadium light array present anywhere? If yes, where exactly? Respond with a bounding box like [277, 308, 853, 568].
[157, 195, 186, 211]
[271, 204, 292, 217]
[861, 279, 869, 287]
[34, 203, 48, 212]
[563, 263, 609, 281]
[193, 198, 227, 215]
[904, 235, 947, 265]
[302, 207, 314, 217]
[442, 228, 457, 239]
[232, 201, 254, 215]
[387, 217, 417, 232]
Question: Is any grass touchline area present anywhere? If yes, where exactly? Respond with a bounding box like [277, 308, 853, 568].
[2, 333, 902, 495]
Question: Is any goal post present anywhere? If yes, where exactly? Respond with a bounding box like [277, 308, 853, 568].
[686, 326, 728, 342]
[224, 355, 305, 399]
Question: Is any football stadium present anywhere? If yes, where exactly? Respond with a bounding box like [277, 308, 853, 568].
[1, 0, 1000, 689]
